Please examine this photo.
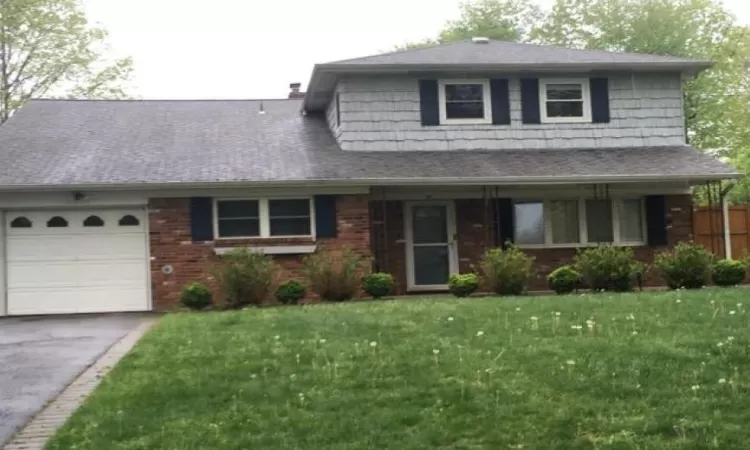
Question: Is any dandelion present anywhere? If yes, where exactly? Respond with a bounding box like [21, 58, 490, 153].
[250, 374, 257, 379]
[566, 360, 576, 365]
[730, 310, 737, 315]
[586, 319, 595, 329]
[627, 313, 635, 321]
[369, 341, 377, 348]
[691, 385, 700, 391]
[432, 349, 440, 355]
[515, 307, 521, 312]
[571, 325, 583, 330]
[737, 303, 743, 308]
[728, 336, 735, 342]
[447, 317, 454, 322]
[632, 331, 638, 336]
[710, 300, 715, 305]
[476, 330, 485, 336]
[274, 335, 280, 340]
[555, 311, 561, 317]
[719, 378, 727, 384]
[319, 338, 326, 344]
[717, 342, 725, 347]
[676, 299, 682, 304]
[531, 316, 538, 321]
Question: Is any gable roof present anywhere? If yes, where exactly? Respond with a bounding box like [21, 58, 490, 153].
[304, 40, 713, 111]
[0, 99, 736, 190]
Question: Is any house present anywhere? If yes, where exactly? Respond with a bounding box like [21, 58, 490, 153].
[0, 39, 738, 316]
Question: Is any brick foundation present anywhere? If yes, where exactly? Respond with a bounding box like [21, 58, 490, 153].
[149, 194, 371, 309]
[371, 195, 694, 294]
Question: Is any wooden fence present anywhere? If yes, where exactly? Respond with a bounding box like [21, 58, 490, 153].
[693, 205, 750, 259]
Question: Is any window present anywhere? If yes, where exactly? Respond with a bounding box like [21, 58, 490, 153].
[214, 198, 314, 239]
[10, 217, 32, 228]
[438, 79, 492, 124]
[47, 216, 68, 228]
[513, 198, 645, 247]
[118, 215, 140, 226]
[540, 79, 591, 123]
[83, 215, 105, 227]
[269, 199, 311, 236]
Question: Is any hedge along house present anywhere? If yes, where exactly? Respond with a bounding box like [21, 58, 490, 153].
[0, 39, 739, 315]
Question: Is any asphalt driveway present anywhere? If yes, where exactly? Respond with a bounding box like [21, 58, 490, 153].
[0, 314, 148, 445]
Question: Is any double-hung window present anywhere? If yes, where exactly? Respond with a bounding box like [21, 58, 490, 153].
[513, 198, 645, 247]
[539, 79, 591, 123]
[215, 198, 313, 239]
[438, 79, 492, 124]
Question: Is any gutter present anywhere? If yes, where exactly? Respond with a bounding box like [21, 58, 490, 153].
[0, 173, 739, 192]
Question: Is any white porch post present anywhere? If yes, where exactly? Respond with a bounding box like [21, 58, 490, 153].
[0, 211, 6, 316]
[722, 198, 732, 259]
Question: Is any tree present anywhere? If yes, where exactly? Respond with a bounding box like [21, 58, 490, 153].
[0, 0, 133, 123]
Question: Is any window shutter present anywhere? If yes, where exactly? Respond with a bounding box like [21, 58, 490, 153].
[314, 195, 338, 238]
[418, 79, 440, 126]
[190, 197, 214, 241]
[492, 198, 515, 248]
[590, 77, 610, 123]
[520, 78, 540, 124]
[645, 195, 668, 247]
[490, 78, 511, 125]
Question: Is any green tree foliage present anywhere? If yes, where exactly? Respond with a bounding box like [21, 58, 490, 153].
[0, 0, 133, 123]
[403, 0, 750, 202]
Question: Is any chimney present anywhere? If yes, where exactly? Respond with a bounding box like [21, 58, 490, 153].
[288, 82, 305, 99]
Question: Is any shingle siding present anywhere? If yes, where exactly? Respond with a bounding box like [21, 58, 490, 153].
[335, 73, 686, 151]
[325, 85, 342, 144]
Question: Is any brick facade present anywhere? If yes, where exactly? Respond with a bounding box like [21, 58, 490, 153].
[371, 194, 693, 294]
[149, 194, 370, 309]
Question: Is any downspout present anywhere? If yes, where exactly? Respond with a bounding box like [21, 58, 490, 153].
[720, 180, 737, 259]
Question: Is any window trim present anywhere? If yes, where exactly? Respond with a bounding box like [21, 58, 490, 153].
[539, 78, 592, 124]
[437, 78, 493, 125]
[213, 197, 315, 240]
[515, 198, 646, 249]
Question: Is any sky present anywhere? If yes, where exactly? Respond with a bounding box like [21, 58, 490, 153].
[83, 0, 750, 100]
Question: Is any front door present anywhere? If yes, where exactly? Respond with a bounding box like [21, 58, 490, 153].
[405, 201, 458, 291]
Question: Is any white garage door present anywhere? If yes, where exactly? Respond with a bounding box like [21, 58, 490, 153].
[6, 209, 149, 315]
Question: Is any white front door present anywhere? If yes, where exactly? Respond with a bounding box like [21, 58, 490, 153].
[405, 201, 458, 291]
[5, 208, 150, 315]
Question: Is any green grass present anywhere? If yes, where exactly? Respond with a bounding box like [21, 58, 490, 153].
[47, 289, 750, 449]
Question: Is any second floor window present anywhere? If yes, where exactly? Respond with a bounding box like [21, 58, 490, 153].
[438, 79, 492, 125]
[540, 79, 591, 123]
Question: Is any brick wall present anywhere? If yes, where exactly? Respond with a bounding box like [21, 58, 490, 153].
[372, 194, 693, 294]
[149, 194, 371, 309]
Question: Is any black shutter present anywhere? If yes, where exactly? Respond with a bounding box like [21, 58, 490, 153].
[590, 77, 610, 123]
[315, 195, 338, 238]
[520, 78, 540, 124]
[190, 197, 214, 241]
[490, 78, 511, 125]
[645, 195, 668, 247]
[492, 198, 515, 248]
[418, 79, 440, 126]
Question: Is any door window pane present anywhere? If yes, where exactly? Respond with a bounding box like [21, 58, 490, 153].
[586, 199, 614, 243]
[619, 199, 644, 242]
[514, 202, 544, 245]
[550, 200, 580, 244]
[412, 206, 448, 244]
[413, 246, 450, 286]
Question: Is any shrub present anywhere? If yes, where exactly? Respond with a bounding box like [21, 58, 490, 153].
[478, 245, 534, 295]
[654, 242, 713, 289]
[574, 245, 640, 292]
[180, 282, 213, 310]
[303, 247, 365, 301]
[448, 273, 480, 298]
[213, 249, 276, 307]
[547, 265, 582, 295]
[361, 272, 395, 299]
[275, 280, 306, 305]
[712, 259, 747, 287]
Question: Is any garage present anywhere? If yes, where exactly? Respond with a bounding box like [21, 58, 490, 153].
[5, 208, 149, 315]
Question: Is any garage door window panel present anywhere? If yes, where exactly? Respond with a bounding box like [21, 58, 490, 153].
[47, 216, 68, 228]
[10, 217, 32, 228]
[118, 215, 140, 226]
[83, 215, 105, 227]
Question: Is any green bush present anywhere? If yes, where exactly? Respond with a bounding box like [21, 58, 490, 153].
[478, 245, 534, 295]
[574, 245, 640, 292]
[275, 280, 306, 304]
[711, 259, 747, 287]
[180, 282, 213, 310]
[547, 265, 582, 295]
[303, 247, 365, 302]
[448, 273, 480, 298]
[213, 249, 276, 307]
[654, 242, 713, 289]
[361, 272, 395, 299]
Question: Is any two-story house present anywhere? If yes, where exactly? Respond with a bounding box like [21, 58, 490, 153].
[0, 39, 737, 316]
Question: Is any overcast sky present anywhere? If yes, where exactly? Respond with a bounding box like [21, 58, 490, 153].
[83, 0, 750, 99]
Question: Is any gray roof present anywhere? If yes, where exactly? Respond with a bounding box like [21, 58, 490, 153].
[305, 40, 713, 111]
[0, 99, 736, 190]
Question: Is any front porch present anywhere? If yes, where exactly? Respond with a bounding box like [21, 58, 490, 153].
[367, 185, 694, 294]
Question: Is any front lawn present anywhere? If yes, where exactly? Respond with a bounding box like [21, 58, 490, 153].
[48, 289, 750, 449]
